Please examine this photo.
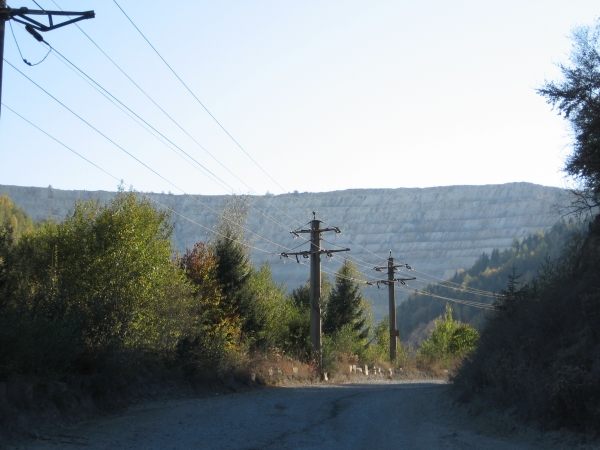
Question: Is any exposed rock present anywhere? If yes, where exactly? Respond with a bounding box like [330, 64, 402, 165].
[0, 183, 564, 319]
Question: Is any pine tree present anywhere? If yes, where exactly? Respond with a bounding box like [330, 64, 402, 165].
[211, 196, 257, 339]
[323, 260, 368, 340]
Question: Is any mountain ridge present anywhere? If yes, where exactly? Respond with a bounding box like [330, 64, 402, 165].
[0, 182, 565, 319]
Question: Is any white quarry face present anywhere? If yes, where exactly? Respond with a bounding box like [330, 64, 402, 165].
[0, 182, 563, 320]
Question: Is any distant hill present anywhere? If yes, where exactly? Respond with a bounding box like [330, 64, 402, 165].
[398, 219, 585, 345]
[0, 182, 565, 319]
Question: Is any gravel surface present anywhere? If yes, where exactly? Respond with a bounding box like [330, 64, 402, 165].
[4, 380, 593, 449]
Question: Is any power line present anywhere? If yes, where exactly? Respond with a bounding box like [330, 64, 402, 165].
[42, 38, 312, 244]
[8, 97, 498, 314]
[409, 267, 497, 296]
[111, 0, 313, 217]
[2, 102, 282, 256]
[2, 102, 120, 182]
[50, 0, 304, 226]
[408, 277, 497, 299]
[5, 60, 296, 254]
[44, 2, 309, 232]
[45, 42, 237, 193]
[394, 284, 495, 311]
[10, 24, 313, 256]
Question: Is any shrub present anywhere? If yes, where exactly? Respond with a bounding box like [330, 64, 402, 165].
[420, 304, 479, 361]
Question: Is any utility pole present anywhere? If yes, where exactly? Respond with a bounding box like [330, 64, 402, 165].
[0, 0, 7, 120]
[0, 5, 94, 120]
[372, 251, 415, 362]
[280, 213, 349, 372]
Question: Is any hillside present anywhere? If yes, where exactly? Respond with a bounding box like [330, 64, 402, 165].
[452, 213, 600, 432]
[0, 182, 564, 318]
[398, 220, 585, 344]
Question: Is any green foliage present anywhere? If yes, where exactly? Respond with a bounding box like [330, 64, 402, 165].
[398, 220, 585, 343]
[372, 315, 391, 362]
[176, 242, 239, 372]
[282, 275, 333, 360]
[323, 260, 369, 340]
[245, 263, 294, 350]
[319, 262, 374, 371]
[0, 192, 190, 378]
[420, 304, 479, 359]
[322, 324, 367, 372]
[0, 194, 34, 241]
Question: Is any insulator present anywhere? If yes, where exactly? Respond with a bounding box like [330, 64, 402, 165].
[25, 25, 44, 42]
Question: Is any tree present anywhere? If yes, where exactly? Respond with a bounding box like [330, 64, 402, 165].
[420, 304, 479, 359]
[538, 20, 600, 212]
[286, 275, 332, 359]
[494, 267, 530, 314]
[0, 192, 189, 376]
[179, 242, 239, 346]
[210, 195, 262, 342]
[0, 194, 34, 241]
[323, 260, 369, 340]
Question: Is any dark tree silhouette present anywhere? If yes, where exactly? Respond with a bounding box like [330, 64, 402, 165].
[538, 20, 600, 212]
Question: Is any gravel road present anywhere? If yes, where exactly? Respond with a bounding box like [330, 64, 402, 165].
[6, 380, 586, 449]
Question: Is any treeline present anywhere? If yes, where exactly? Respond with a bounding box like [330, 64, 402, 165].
[397, 220, 585, 343]
[0, 192, 387, 389]
[453, 213, 600, 432]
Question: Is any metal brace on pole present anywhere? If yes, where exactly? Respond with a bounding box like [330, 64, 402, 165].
[0, 4, 94, 121]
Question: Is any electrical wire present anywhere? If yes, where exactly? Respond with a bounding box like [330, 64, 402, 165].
[2, 102, 282, 256]
[408, 267, 497, 296]
[112, 0, 313, 217]
[394, 284, 495, 311]
[8, 7, 509, 298]
[49, 0, 307, 230]
[407, 277, 498, 299]
[10, 22, 314, 258]
[318, 220, 499, 297]
[46, 43, 237, 192]
[5, 59, 295, 254]
[42, 39, 311, 245]
[9, 20, 51, 66]
[5, 95, 493, 307]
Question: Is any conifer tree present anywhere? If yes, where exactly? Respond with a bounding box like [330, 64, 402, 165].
[323, 260, 369, 340]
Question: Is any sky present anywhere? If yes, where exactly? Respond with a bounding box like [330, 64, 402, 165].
[0, 0, 598, 197]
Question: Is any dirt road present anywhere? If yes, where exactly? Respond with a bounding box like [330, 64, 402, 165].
[6, 380, 584, 449]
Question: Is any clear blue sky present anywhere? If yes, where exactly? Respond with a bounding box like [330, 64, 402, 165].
[0, 1, 598, 196]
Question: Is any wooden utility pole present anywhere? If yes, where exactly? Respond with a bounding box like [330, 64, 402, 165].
[0, 5, 94, 121]
[280, 213, 349, 371]
[387, 256, 398, 360]
[0, 0, 7, 121]
[309, 217, 322, 359]
[372, 252, 415, 362]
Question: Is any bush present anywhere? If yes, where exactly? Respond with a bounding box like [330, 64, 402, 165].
[0, 192, 191, 379]
[420, 304, 479, 363]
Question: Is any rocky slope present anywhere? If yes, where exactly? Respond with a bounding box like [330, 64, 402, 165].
[0, 183, 564, 318]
